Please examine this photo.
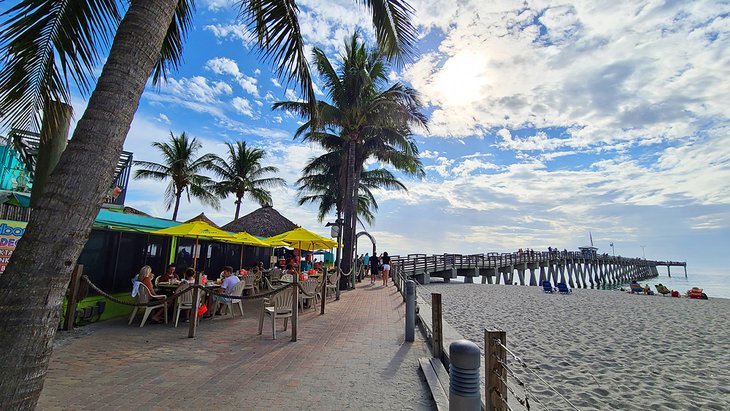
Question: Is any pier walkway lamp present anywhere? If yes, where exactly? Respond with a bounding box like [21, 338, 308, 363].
[610, 242, 615, 256]
[641, 245, 646, 260]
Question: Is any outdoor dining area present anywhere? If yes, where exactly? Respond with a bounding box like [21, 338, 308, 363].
[127, 220, 340, 339]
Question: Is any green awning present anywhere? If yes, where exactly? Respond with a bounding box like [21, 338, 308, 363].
[94, 209, 180, 233]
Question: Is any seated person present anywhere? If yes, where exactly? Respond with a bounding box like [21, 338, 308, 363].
[179, 268, 196, 284]
[207, 266, 240, 315]
[629, 280, 643, 293]
[159, 264, 180, 282]
[250, 261, 263, 274]
[137, 265, 167, 324]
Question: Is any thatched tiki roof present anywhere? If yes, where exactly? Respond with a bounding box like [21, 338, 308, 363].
[184, 212, 220, 228]
[221, 205, 298, 237]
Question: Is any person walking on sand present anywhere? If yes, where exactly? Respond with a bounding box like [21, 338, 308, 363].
[381, 252, 391, 286]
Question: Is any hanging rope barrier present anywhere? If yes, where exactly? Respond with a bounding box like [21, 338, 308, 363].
[493, 338, 581, 411]
[80, 275, 301, 307]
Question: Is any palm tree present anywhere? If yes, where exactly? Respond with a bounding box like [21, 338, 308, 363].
[297, 147, 407, 226]
[135, 132, 220, 220]
[0, 1, 418, 407]
[208, 141, 285, 220]
[274, 32, 427, 277]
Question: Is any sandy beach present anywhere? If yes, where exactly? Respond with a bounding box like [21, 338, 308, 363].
[423, 283, 730, 410]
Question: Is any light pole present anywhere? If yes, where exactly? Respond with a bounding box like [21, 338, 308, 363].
[610, 242, 615, 256]
[640, 245, 646, 260]
[326, 218, 343, 300]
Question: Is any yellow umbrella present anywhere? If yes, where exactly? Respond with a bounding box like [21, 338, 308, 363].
[265, 227, 338, 250]
[265, 227, 338, 270]
[230, 232, 269, 269]
[152, 220, 235, 270]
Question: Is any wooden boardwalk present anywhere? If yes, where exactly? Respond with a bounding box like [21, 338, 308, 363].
[391, 251, 686, 288]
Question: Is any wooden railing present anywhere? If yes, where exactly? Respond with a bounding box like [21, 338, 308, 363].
[390, 251, 678, 278]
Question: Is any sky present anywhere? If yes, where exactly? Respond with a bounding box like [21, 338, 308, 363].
[30, 1, 730, 275]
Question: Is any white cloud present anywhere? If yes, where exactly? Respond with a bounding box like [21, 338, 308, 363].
[157, 113, 171, 124]
[158, 76, 232, 104]
[231, 97, 254, 117]
[271, 78, 282, 88]
[284, 88, 298, 101]
[200, 0, 236, 11]
[404, 0, 730, 150]
[205, 57, 259, 97]
[204, 24, 254, 45]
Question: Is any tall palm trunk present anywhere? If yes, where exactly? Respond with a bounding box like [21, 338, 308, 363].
[172, 191, 182, 221]
[234, 195, 243, 220]
[340, 133, 358, 286]
[0, 1, 179, 408]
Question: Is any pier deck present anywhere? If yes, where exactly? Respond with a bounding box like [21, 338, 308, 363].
[392, 251, 686, 287]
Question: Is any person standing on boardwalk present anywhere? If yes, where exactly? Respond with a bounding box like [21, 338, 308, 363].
[370, 253, 379, 284]
[381, 252, 391, 286]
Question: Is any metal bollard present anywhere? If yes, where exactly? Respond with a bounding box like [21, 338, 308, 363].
[449, 340, 481, 411]
[405, 280, 415, 342]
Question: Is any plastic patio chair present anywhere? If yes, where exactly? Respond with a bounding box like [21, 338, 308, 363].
[269, 268, 282, 285]
[214, 280, 246, 318]
[241, 274, 257, 296]
[128, 284, 168, 327]
[258, 288, 294, 339]
[542, 281, 555, 293]
[326, 271, 340, 299]
[299, 278, 320, 312]
[173, 284, 204, 327]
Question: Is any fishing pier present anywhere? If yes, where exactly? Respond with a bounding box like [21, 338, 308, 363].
[392, 251, 687, 288]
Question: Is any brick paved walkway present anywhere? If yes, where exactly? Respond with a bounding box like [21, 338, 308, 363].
[38, 282, 436, 411]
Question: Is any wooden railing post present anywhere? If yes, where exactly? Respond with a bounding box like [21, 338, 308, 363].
[291, 275, 299, 342]
[432, 293, 443, 361]
[485, 328, 507, 411]
[63, 264, 83, 331]
[188, 271, 201, 338]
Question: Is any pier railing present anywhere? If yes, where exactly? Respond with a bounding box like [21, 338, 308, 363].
[390, 250, 685, 288]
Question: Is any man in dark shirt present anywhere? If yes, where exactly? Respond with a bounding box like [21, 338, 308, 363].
[370, 254, 379, 284]
[159, 264, 179, 282]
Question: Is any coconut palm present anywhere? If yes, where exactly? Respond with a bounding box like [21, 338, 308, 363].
[134, 132, 219, 220]
[0, 1, 418, 407]
[274, 32, 427, 276]
[208, 141, 285, 220]
[297, 148, 408, 225]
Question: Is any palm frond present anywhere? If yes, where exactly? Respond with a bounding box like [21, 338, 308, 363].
[151, 0, 196, 85]
[240, 0, 317, 124]
[0, 0, 122, 132]
[362, 0, 417, 66]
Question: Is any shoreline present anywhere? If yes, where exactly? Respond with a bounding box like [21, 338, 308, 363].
[448, 275, 730, 301]
[424, 282, 730, 410]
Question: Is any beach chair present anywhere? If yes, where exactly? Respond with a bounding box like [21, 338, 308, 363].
[655, 284, 671, 296]
[557, 282, 571, 294]
[629, 283, 644, 294]
[687, 287, 705, 299]
[542, 281, 555, 293]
